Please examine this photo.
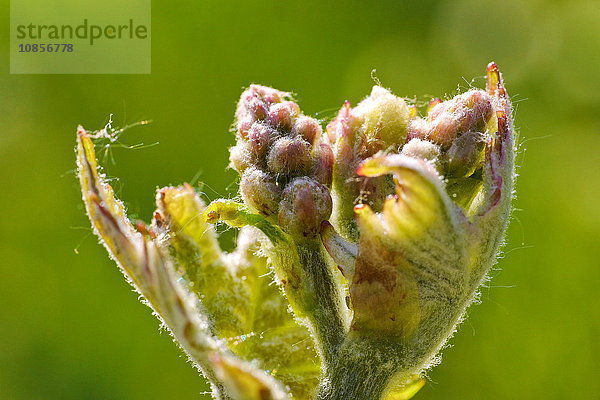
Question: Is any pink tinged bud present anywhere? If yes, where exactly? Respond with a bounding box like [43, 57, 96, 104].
[248, 84, 286, 104]
[237, 117, 253, 139]
[407, 117, 429, 142]
[247, 122, 277, 157]
[229, 142, 253, 173]
[278, 178, 332, 238]
[427, 90, 494, 147]
[236, 85, 289, 123]
[267, 137, 312, 175]
[268, 101, 300, 130]
[444, 131, 487, 178]
[312, 143, 334, 186]
[240, 168, 282, 216]
[247, 98, 268, 121]
[292, 116, 322, 144]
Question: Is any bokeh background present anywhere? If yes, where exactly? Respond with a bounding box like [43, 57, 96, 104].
[1, 0, 599, 399]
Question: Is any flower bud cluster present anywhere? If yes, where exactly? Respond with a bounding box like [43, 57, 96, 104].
[407, 90, 494, 178]
[327, 86, 497, 230]
[230, 85, 333, 238]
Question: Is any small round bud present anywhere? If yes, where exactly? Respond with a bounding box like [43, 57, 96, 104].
[267, 137, 312, 175]
[229, 142, 253, 173]
[444, 131, 487, 178]
[236, 85, 290, 122]
[407, 117, 430, 141]
[427, 90, 493, 147]
[247, 98, 268, 121]
[236, 117, 253, 139]
[268, 101, 300, 130]
[247, 122, 277, 157]
[312, 142, 334, 186]
[263, 92, 282, 104]
[292, 116, 322, 144]
[250, 84, 284, 104]
[278, 177, 332, 238]
[240, 168, 282, 216]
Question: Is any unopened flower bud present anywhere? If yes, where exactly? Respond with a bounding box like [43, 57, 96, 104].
[247, 98, 268, 121]
[426, 90, 494, 147]
[267, 137, 312, 176]
[293, 116, 322, 144]
[278, 177, 332, 238]
[268, 101, 300, 130]
[240, 168, 282, 216]
[229, 142, 253, 173]
[236, 85, 290, 123]
[237, 117, 253, 139]
[247, 122, 278, 158]
[354, 86, 410, 151]
[312, 142, 334, 186]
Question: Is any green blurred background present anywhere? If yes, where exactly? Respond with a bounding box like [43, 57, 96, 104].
[1, 0, 599, 399]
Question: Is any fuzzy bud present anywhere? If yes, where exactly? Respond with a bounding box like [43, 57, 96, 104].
[240, 168, 282, 216]
[247, 122, 278, 158]
[237, 117, 253, 139]
[353, 85, 410, 152]
[293, 115, 322, 144]
[229, 142, 252, 173]
[267, 137, 312, 176]
[425, 90, 494, 147]
[236, 84, 289, 124]
[268, 101, 300, 130]
[321, 63, 516, 367]
[278, 177, 332, 238]
[312, 142, 334, 186]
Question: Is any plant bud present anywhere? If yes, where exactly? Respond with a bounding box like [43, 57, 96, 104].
[293, 115, 322, 144]
[236, 85, 289, 123]
[407, 117, 430, 141]
[247, 98, 268, 121]
[444, 131, 487, 178]
[247, 122, 278, 157]
[278, 177, 332, 238]
[426, 90, 494, 147]
[312, 142, 334, 186]
[268, 101, 300, 130]
[267, 137, 312, 176]
[229, 142, 253, 173]
[240, 168, 282, 216]
[236, 116, 253, 139]
[353, 85, 410, 151]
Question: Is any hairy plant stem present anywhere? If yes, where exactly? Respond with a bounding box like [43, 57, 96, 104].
[316, 339, 397, 400]
[294, 239, 346, 366]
